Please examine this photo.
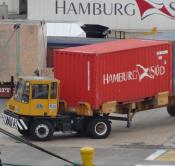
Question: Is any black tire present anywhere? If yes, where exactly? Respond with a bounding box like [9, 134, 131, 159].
[87, 117, 111, 139]
[29, 120, 54, 141]
[18, 129, 30, 136]
[167, 106, 175, 116]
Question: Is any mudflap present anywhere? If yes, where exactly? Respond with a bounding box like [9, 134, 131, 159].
[1, 110, 28, 131]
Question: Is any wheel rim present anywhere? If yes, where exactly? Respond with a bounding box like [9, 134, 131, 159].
[35, 124, 49, 139]
[95, 122, 107, 136]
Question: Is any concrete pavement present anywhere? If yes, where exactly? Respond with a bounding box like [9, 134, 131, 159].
[1, 99, 175, 166]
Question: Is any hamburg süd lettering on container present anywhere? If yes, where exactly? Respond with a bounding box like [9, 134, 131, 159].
[103, 64, 166, 85]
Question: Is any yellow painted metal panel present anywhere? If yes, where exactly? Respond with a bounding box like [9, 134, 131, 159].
[7, 98, 30, 115]
[30, 99, 48, 116]
[48, 99, 58, 116]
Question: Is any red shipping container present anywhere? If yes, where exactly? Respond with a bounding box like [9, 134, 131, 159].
[54, 39, 172, 109]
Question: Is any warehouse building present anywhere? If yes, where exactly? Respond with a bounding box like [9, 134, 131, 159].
[1, 0, 175, 32]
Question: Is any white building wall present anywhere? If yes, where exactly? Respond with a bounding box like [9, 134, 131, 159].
[0, 2, 8, 18]
[0, 0, 19, 13]
[28, 0, 175, 31]
[47, 23, 86, 37]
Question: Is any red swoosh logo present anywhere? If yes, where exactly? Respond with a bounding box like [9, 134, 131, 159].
[136, 0, 174, 20]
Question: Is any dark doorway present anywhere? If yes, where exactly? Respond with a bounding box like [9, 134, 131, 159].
[19, 0, 27, 15]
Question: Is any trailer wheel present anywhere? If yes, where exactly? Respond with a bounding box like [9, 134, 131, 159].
[87, 117, 111, 139]
[18, 129, 30, 136]
[29, 120, 54, 141]
[167, 106, 175, 116]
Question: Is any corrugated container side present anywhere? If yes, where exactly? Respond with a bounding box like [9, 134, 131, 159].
[54, 40, 172, 109]
[137, 34, 175, 95]
[54, 51, 98, 107]
[47, 37, 114, 68]
[97, 44, 172, 107]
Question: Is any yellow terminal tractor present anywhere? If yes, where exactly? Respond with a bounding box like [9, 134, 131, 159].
[1, 76, 112, 141]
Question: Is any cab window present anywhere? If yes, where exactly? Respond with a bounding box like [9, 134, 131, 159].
[21, 82, 30, 103]
[50, 82, 57, 99]
[14, 79, 24, 102]
[32, 84, 48, 99]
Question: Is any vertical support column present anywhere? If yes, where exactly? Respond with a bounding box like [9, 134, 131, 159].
[14, 24, 21, 77]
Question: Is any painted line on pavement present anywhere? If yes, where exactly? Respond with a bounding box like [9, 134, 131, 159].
[145, 149, 167, 161]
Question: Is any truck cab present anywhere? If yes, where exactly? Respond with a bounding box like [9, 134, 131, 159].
[2, 77, 64, 141]
[7, 76, 59, 117]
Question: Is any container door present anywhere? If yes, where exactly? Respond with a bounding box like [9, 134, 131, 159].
[30, 83, 49, 116]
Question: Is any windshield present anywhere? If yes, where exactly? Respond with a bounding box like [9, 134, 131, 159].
[14, 79, 24, 101]
[14, 80, 30, 102]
